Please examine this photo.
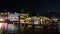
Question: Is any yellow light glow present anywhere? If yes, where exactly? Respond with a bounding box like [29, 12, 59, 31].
[0, 23, 4, 29]
[20, 20, 25, 23]
[40, 19, 43, 24]
[0, 19, 5, 21]
[1, 13, 4, 14]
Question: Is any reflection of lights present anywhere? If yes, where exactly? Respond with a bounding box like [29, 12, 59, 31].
[8, 24, 14, 29]
[8, 24, 19, 33]
[0, 23, 4, 29]
[4, 23, 8, 30]
[12, 27, 14, 31]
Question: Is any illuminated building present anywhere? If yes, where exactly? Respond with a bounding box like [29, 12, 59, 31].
[25, 17, 32, 30]
[25, 17, 32, 24]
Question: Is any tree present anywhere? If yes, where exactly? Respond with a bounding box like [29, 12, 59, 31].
[17, 8, 29, 14]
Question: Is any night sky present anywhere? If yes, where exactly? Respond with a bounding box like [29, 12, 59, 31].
[0, 0, 60, 14]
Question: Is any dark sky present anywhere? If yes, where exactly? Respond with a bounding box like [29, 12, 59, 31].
[0, 0, 60, 13]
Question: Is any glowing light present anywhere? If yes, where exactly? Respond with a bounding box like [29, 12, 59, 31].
[0, 19, 5, 21]
[4, 17, 8, 19]
[0, 23, 4, 29]
[1, 13, 4, 14]
[15, 12, 17, 15]
[4, 23, 8, 30]
[41, 19, 43, 24]
[48, 11, 50, 12]
[20, 20, 25, 23]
